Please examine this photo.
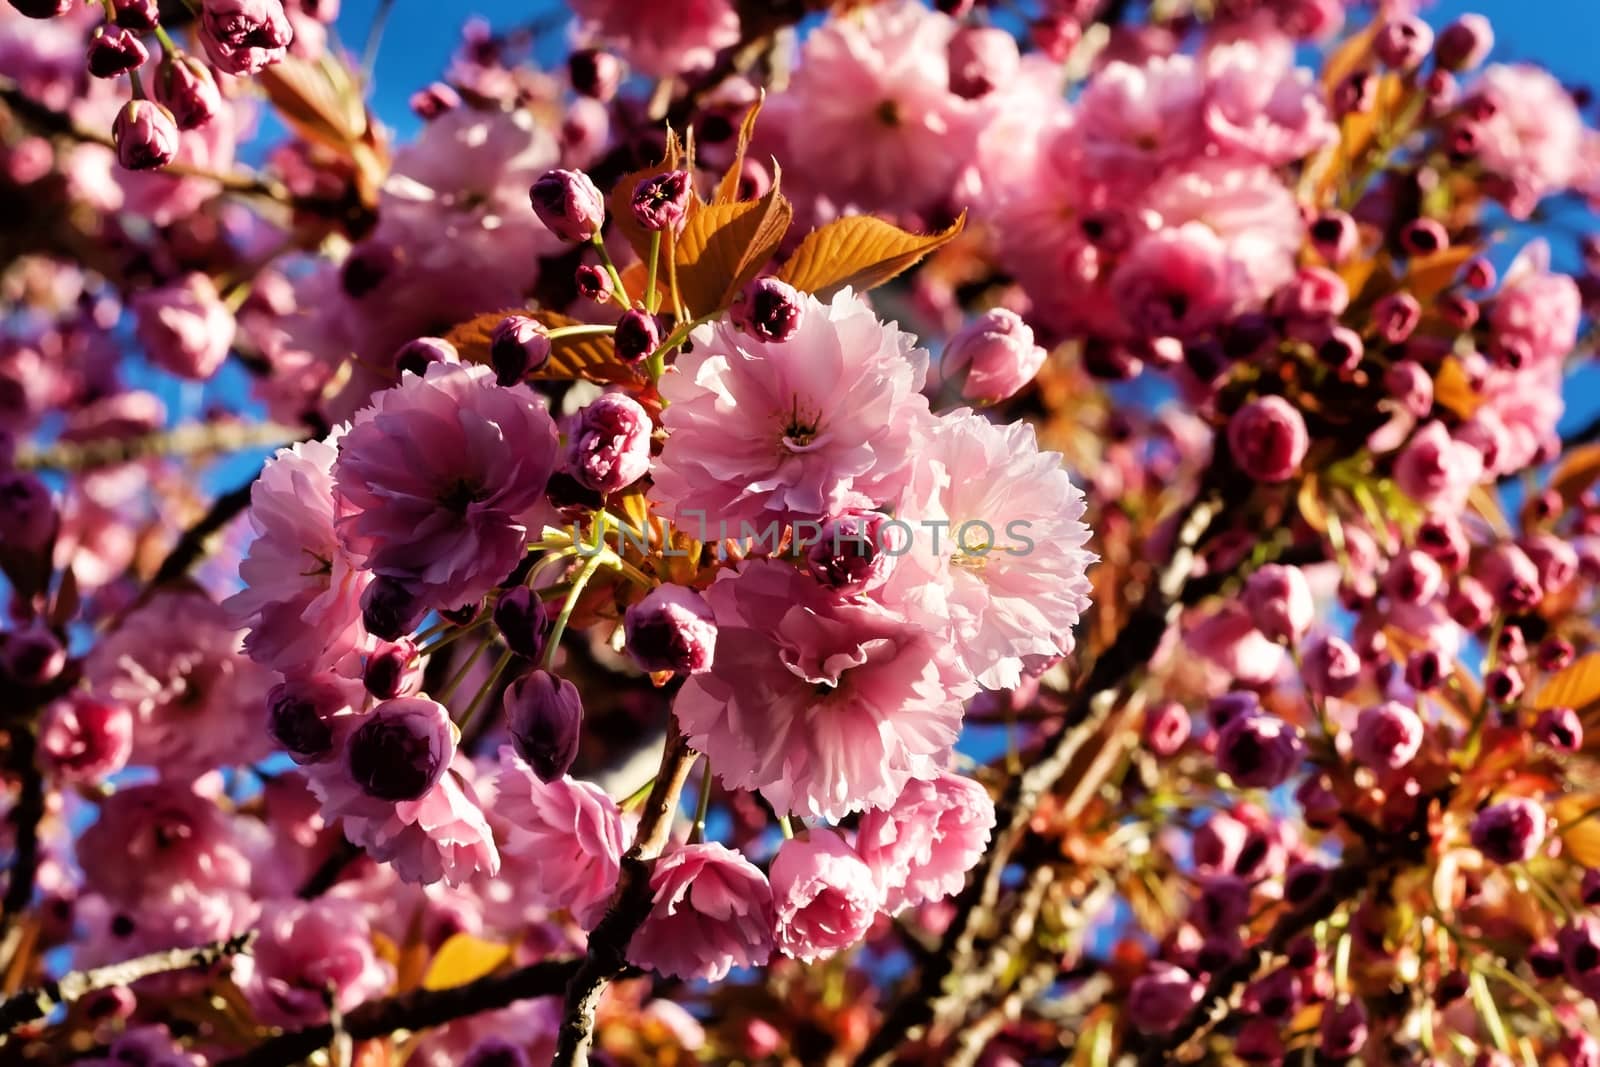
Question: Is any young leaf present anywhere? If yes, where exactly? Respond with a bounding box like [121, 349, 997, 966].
[776, 211, 966, 299]
[444, 308, 639, 386]
[1534, 652, 1600, 713]
[421, 933, 511, 991]
[673, 171, 793, 318]
[713, 91, 766, 205]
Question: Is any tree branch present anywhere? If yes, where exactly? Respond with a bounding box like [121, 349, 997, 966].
[0, 932, 256, 1033]
[1, 729, 44, 951]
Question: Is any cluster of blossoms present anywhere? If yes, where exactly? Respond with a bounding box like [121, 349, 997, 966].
[3, 0, 1600, 1065]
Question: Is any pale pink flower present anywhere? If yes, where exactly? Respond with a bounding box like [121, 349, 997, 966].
[1472, 64, 1584, 212]
[226, 436, 374, 675]
[654, 289, 932, 530]
[337, 760, 500, 887]
[1076, 54, 1206, 184]
[770, 0, 981, 214]
[495, 748, 632, 928]
[1393, 421, 1484, 512]
[770, 829, 884, 963]
[333, 362, 558, 611]
[1200, 38, 1336, 166]
[77, 782, 253, 905]
[1185, 605, 1286, 687]
[885, 412, 1095, 690]
[236, 899, 393, 1027]
[130, 272, 235, 381]
[856, 771, 995, 914]
[1490, 242, 1581, 368]
[1112, 224, 1235, 340]
[674, 560, 974, 821]
[570, 0, 738, 77]
[627, 842, 774, 981]
[86, 590, 275, 778]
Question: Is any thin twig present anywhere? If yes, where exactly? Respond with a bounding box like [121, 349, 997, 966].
[1, 730, 43, 953]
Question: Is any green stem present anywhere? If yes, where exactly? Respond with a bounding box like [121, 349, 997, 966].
[544, 324, 616, 341]
[778, 816, 794, 840]
[539, 551, 609, 672]
[456, 648, 517, 735]
[618, 775, 656, 810]
[589, 233, 629, 307]
[437, 638, 490, 703]
[690, 758, 713, 845]
[644, 231, 661, 315]
[153, 25, 180, 57]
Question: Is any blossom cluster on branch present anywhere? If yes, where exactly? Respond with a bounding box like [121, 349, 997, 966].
[1, 0, 1600, 1065]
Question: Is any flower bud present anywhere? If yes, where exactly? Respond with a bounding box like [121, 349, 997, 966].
[1479, 543, 1541, 612]
[347, 697, 455, 801]
[0, 471, 56, 552]
[1275, 266, 1348, 321]
[363, 641, 419, 700]
[805, 511, 900, 594]
[1242, 564, 1313, 645]
[1216, 714, 1302, 789]
[946, 26, 1018, 99]
[1394, 421, 1483, 511]
[1484, 666, 1523, 704]
[38, 696, 132, 784]
[489, 315, 551, 386]
[131, 272, 235, 380]
[1143, 701, 1190, 757]
[360, 576, 425, 641]
[1127, 963, 1202, 1034]
[409, 82, 460, 120]
[942, 307, 1047, 404]
[1352, 701, 1424, 770]
[1470, 797, 1547, 864]
[153, 56, 223, 130]
[112, 100, 180, 171]
[1373, 292, 1422, 346]
[1401, 218, 1449, 256]
[493, 586, 549, 662]
[503, 669, 582, 782]
[200, 0, 293, 75]
[1245, 968, 1301, 1019]
[566, 392, 652, 494]
[1435, 14, 1493, 71]
[87, 25, 149, 78]
[1, 626, 65, 686]
[568, 48, 622, 101]
[1538, 636, 1575, 673]
[624, 584, 716, 675]
[393, 336, 458, 378]
[267, 676, 350, 764]
[1404, 648, 1443, 691]
[1374, 16, 1432, 71]
[1523, 533, 1579, 598]
[1227, 396, 1308, 483]
[1382, 549, 1442, 606]
[113, 0, 160, 31]
[1561, 918, 1600, 999]
[529, 169, 606, 243]
[1495, 624, 1527, 665]
[1465, 256, 1497, 290]
[631, 171, 691, 233]
[1309, 211, 1357, 264]
[1319, 999, 1369, 1058]
[1528, 940, 1565, 979]
[1415, 513, 1467, 570]
[575, 264, 613, 303]
[1302, 634, 1360, 697]
[1536, 706, 1582, 752]
[614, 309, 661, 363]
[1317, 325, 1363, 372]
[1207, 691, 1260, 732]
[9, 0, 76, 16]
[1447, 575, 1495, 631]
[733, 277, 803, 344]
[1384, 359, 1432, 418]
[1333, 70, 1376, 117]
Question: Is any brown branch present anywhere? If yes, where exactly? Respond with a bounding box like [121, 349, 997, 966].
[1, 729, 44, 947]
[220, 957, 582, 1067]
[551, 726, 698, 1067]
[14, 422, 303, 474]
[149, 473, 261, 590]
[0, 931, 255, 1033]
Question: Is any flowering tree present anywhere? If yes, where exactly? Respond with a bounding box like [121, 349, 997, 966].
[2, 0, 1600, 1064]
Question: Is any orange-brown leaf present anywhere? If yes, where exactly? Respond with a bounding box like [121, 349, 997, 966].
[1549, 443, 1600, 506]
[258, 55, 387, 202]
[714, 92, 766, 205]
[1535, 652, 1600, 713]
[1322, 20, 1379, 94]
[444, 309, 639, 386]
[1432, 357, 1484, 419]
[1556, 794, 1600, 867]
[1406, 246, 1475, 302]
[422, 933, 510, 991]
[673, 172, 792, 317]
[776, 212, 966, 299]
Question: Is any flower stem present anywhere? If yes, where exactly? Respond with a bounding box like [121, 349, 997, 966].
[644, 231, 661, 314]
[456, 648, 517, 736]
[589, 233, 629, 308]
[540, 550, 610, 672]
[690, 758, 713, 844]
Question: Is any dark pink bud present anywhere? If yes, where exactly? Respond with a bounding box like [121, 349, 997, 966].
[805, 510, 900, 594]
[1523, 533, 1579, 597]
[200, 0, 293, 75]
[1470, 797, 1547, 864]
[1242, 564, 1313, 645]
[1495, 623, 1527, 665]
[631, 171, 691, 233]
[0, 471, 56, 552]
[112, 99, 179, 171]
[1401, 218, 1449, 256]
[494, 587, 549, 662]
[1284, 860, 1332, 907]
[340, 241, 398, 298]
[1404, 648, 1444, 691]
[1416, 513, 1467, 569]
[1194, 875, 1251, 933]
[267, 676, 350, 764]
[946, 26, 1018, 99]
[1216, 714, 1302, 789]
[1319, 999, 1369, 1058]
[614, 309, 661, 363]
[568, 48, 621, 101]
[624, 584, 716, 675]
[347, 696, 454, 801]
[1302, 634, 1360, 697]
[113, 0, 159, 30]
[1309, 211, 1357, 264]
[1207, 691, 1261, 731]
[1447, 575, 1496, 631]
[1374, 16, 1432, 71]
[409, 82, 460, 120]
[1274, 266, 1348, 320]
[38, 696, 132, 785]
[489, 315, 551, 385]
[363, 641, 418, 700]
[733, 277, 804, 344]
[360, 576, 425, 641]
[1227, 396, 1308, 483]
[1537, 706, 1583, 752]
[1245, 967, 1301, 1019]
[575, 264, 613, 303]
[1, 626, 65, 686]
[1538, 636, 1575, 673]
[1484, 666, 1523, 704]
[1465, 256, 1497, 290]
[1373, 292, 1422, 345]
[1143, 701, 1190, 758]
[1435, 14, 1493, 71]
[529, 169, 606, 243]
[566, 392, 651, 494]
[1316, 325, 1363, 372]
[87, 25, 149, 78]
[1382, 549, 1442, 606]
[1127, 963, 1202, 1034]
[1352, 701, 1424, 769]
[1333, 70, 1376, 116]
[1384, 359, 1432, 418]
[503, 670, 582, 782]
[942, 307, 1046, 403]
[1562, 918, 1600, 998]
[393, 336, 458, 378]
[8, 0, 76, 16]
[1479, 543, 1542, 611]
[153, 55, 223, 130]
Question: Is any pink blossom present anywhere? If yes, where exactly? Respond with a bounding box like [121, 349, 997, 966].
[570, 0, 738, 78]
[333, 362, 558, 611]
[1490, 243, 1581, 367]
[1077, 55, 1206, 184]
[1393, 421, 1484, 511]
[1201, 38, 1336, 166]
[654, 289, 932, 530]
[226, 436, 374, 675]
[886, 411, 1095, 690]
[627, 842, 775, 981]
[130, 273, 235, 381]
[1186, 605, 1286, 686]
[770, 829, 884, 963]
[37, 695, 132, 784]
[78, 782, 253, 905]
[674, 560, 974, 821]
[941, 308, 1048, 404]
[1472, 64, 1584, 212]
[236, 899, 393, 1027]
[336, 761, 500, 887]
[86, 590, 275, 778]
[495, 748, 632, 928]
[1111, 224, 1235, 340]
[855, 771, 995, 914]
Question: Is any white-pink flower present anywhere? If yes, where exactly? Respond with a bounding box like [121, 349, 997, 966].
[674, 560, 974, 821]
[570, 0, 739, 77]
[770, 829, 883, 963]
[338, 760, 500, 887]
[1472, 64, 1584, 212]
[1076, 54, 1206, 184]
[236, 899, 393, 1028]
[856, 771, 995, 914]
[1200, 38, 1336, 167]
[627, 841, 774, 981]
[654, 289, 932, 531]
